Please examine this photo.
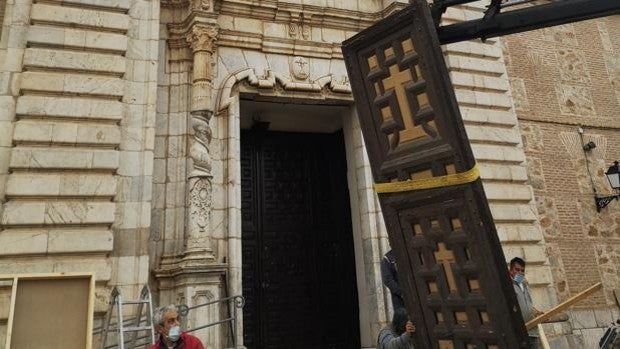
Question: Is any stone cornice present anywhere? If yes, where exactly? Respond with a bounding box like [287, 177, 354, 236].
[218, 0, 407, 32]
[169, 28, 344, 60]
[218, 29, 343, 59]
[162, 0, 407, 34]
[155, 261, 227, 279]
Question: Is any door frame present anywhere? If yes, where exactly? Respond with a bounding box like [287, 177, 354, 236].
[214, 86, 394, 347]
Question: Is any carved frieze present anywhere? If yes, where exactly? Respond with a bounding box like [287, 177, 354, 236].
[288, 13, 311, 40]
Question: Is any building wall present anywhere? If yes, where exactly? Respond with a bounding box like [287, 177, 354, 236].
[504, 17, 620, 347]
[0, 0, 159, 345]
[2, 0, 616, 347]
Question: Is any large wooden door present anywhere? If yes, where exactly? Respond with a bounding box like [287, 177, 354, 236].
[241, 129, 360, 349]
[342, 2, 530, 348]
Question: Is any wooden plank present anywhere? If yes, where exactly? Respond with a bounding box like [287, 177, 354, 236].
[86, 274, 95, 349]
[0, 272, 93, 280]
[4, 277, 18, 349]
[538, 324, 550, 349]
[525, 282, 602, 330]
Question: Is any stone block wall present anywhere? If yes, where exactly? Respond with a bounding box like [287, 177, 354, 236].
[0, 0, 159, 344]
[504, 15, 620, 342]
[440, 4, 554, 308]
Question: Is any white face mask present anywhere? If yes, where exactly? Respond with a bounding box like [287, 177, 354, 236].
[167, 325, 181, 342]
[513, 273, 524, 284]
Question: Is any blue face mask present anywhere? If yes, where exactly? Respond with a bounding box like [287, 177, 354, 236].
[167, 325, 181, 342]
[513, 273, 524, 284]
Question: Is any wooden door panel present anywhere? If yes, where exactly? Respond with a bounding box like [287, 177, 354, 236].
[241, 130, 359, 349]
[342, 3, 529, 348]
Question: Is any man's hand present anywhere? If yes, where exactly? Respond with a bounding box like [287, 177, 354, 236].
[534, 308, 544, 317]
[405, 321, 416, 335]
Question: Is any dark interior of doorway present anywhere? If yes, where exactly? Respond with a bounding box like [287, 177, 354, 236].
[241, 127, 360, 349]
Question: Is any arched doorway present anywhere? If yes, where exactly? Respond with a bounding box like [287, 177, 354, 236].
[239, 100, 360, 348]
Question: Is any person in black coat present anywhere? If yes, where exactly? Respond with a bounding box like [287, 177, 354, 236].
[381, 249, 405, 311]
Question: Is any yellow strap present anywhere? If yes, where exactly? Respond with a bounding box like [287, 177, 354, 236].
[374, 163, 479, 193]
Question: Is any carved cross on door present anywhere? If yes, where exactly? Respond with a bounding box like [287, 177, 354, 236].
[434, 242, 458, 292]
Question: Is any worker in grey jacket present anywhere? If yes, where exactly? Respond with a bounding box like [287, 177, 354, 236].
[509, 257, 543, 349]
[377, 308, 415, 349]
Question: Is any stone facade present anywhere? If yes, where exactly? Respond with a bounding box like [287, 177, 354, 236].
[504, 17, 620, 348]
[0, 1, 618, 348]
[0, 0, 158, 344]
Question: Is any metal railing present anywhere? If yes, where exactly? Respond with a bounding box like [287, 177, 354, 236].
[97, 295, 245, 349]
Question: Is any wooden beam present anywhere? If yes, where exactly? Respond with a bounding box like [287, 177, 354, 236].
[538, 324, 550, 349]
[525, 282, 602, 330]
[437, 0, 620, 44]
[5, 277, 18, 349]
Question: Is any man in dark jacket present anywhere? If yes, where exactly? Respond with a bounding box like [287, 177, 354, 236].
[381, 249, 405, 310]
[150, 304, 205, 349]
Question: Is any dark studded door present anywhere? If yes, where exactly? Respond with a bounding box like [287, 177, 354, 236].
[241, 129, 360, 349]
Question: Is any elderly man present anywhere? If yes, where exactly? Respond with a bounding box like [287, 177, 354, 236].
[150, 304, 204, 349]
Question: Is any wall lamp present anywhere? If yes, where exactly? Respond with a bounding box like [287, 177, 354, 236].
[579, 127, 620, 212]
[595, 161, 620, 212]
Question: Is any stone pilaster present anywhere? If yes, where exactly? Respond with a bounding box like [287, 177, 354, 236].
[154, 19, 226, 347]
[185, 24, 218, 262]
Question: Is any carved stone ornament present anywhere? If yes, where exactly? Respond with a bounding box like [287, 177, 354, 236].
[288, 23, 298, 38]
[301, 24, 310, 40]
[191, 0, 210, 10]
[189, 177, 212, 233]
[186, 25, 219, 53]
[189, 113, 212, 177]
[291, 56, 309, 80]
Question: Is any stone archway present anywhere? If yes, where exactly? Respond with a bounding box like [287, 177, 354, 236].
[213, 68, 392, 346]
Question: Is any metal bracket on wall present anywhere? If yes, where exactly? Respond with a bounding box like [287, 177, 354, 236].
[596, 195, 619, 213]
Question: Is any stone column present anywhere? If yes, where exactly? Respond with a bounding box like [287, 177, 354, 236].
[185, 24, 219, 262]
[155, 22, 226, 348]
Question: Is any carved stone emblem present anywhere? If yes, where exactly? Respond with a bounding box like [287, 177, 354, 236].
[291, 56, 309, 80]
[189, 178, 212, 233]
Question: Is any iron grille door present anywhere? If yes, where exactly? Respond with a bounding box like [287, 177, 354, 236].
[342, 2, 529, 349]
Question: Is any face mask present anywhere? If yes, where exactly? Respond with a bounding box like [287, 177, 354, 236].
[513, 273, 524, 284]
[167, 325, 181, 342]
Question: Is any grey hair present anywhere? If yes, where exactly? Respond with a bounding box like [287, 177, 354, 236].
[153, 304, 177, 327]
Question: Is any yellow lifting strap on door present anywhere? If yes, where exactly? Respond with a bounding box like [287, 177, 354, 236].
[374, 163, 480, 194]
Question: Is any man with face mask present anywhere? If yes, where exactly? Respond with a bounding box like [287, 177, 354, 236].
[150, 305, 205, 349]
[509, 257, 543, 349]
